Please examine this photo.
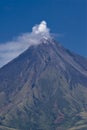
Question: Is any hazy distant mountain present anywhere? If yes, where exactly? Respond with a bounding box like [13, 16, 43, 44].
[0, 38, 87, 130]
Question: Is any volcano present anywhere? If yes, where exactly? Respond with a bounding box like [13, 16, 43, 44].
[0, 38, 87, 130]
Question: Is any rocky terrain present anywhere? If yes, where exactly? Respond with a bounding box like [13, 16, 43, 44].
[0, 38, 87, 130]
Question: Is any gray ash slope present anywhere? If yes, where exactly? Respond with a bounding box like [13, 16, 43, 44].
[0, 38, 87, 130]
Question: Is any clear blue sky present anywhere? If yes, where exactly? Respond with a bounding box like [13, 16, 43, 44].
[0, 0, 87, 57]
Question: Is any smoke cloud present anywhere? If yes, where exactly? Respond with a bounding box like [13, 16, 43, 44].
[32, 21, 50, 35]
[0, 21, 51, 68]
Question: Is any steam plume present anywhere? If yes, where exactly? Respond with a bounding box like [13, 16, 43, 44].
[0, 21, 51, 68]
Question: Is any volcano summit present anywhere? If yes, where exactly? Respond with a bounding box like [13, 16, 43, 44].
[0, 22, 87, 130]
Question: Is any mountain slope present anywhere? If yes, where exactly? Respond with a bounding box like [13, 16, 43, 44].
[0, 39, 87, 130]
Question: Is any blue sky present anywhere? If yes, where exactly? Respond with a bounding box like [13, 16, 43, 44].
[0, 0, 87, 67]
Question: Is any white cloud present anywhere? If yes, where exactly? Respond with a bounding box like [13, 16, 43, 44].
[0, 21, 51, 68]
[32, 21, 50, 35]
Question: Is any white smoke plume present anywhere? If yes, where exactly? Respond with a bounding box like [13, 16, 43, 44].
[32, 21, 50, 35]
[0, 21, 51, 68]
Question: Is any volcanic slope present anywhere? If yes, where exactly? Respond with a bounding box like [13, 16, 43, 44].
[0, 38, 87, 130]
